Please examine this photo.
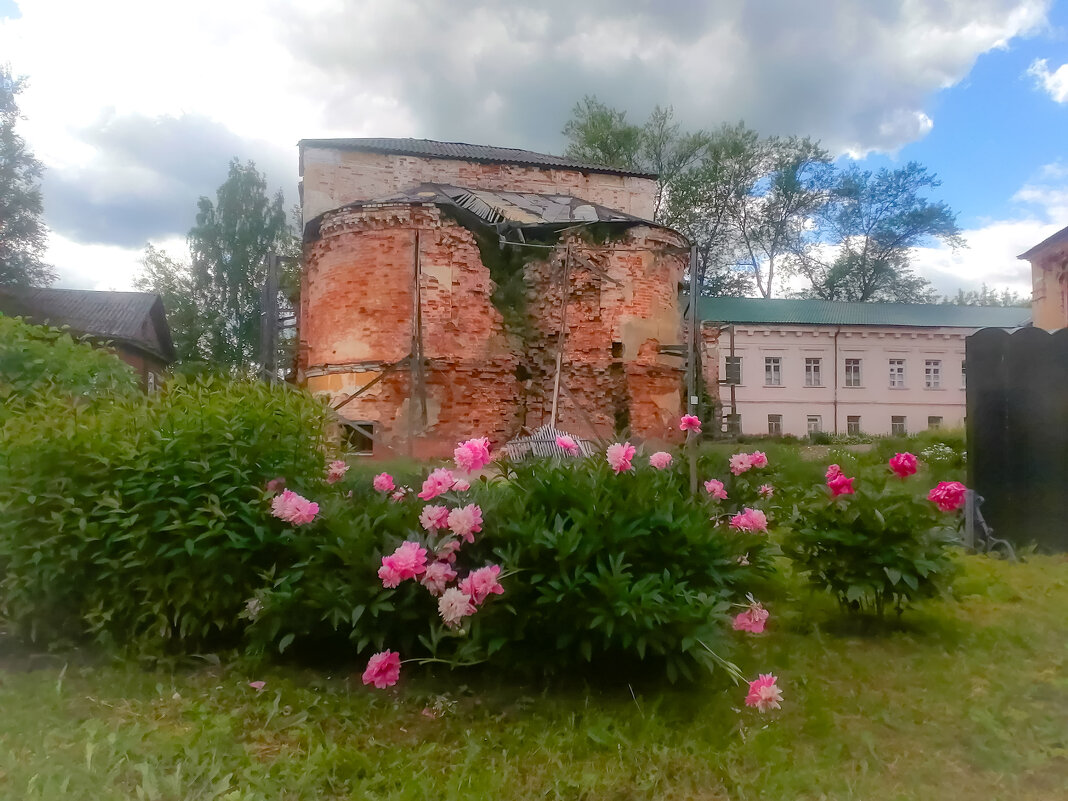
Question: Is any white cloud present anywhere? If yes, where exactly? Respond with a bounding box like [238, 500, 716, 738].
[46, 233, 187, 291]
[1027, 58, 1068, 102]
[911, 164, 1067, 296]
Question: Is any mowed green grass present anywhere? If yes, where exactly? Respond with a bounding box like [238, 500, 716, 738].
[0, 554, 1064, 801]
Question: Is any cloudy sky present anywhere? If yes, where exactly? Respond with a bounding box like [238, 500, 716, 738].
[1, 0, 1066, 296]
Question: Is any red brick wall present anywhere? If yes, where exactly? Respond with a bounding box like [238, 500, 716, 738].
[301, 206, 687, 457]
[301, 148, 657, 222]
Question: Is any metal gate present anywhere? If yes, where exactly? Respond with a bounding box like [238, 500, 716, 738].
[966, 326, 1068, 551]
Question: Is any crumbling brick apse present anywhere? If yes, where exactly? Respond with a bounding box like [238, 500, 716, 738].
[296, 141, 690, 458]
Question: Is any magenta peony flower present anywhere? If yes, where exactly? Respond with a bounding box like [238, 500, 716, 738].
[377, 541, 428, 588]
[704, 479, 728, 500]
[649, 451, 673, 470]
[420, 504, 450, 533]
[827, 472, 855, 498]
[438, 587, 477, 628]
[745, 674, 783, 712]
[458, 564, 505, 605]
[825, 463, 842, 481]
[729, 508, 769, 533]
[447, 504, 483, 543]
[373, 472, 395, 492]
[732, 601, 769, 634]
[270, 490, 319, 526]
[729, 453, 753, 476]
[451, 478, 471, 492]
[454, 437, 492, 473]
[928, 480, 967, 511]
[749, 451, 768, 468]
[420, 561, 458, 596]
[679, 414, 702, 433]
[248, 680, 266, 692]
[418, 468, 456, 501]
[556, 435, 580, 455]
[758, 484, 774, 498]
[325, 459, 349, 484]
[889, 452, 918, 478]
[606, 442, 636, 473]
[362, 650, 401, 689]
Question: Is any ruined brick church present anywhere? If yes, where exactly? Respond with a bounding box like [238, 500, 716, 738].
[296, 138, 689, 457]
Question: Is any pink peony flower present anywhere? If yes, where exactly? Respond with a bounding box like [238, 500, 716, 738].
[420, 561, 458, 596]
[827, 472, 855, 498]
[928, 480, 967, 512]
[435, 539, 461, 564]
[825, 463, 842, 480]
[270, 490, 319, 526]
[390, 487, 409, 503]
[458, 565, 504, 605]
[758, 484, 774, 498]
[451, 478, 471, 492]
[556, 435, 580, 455]
[454, 437, 492, 473]
[438, 587, 477, 628]
[373, 472, 395, 492]
[749, 451, 768, 468]
[325, 459, 349, 484]
[729, 508, 769, 534]
[362, 650, 401, 689]
[265, 477, 286, 493]
[377, 541, 428, 588]
[419, 504, 450, 533]
[248, 680, 266, 692]
[649, 451, 673, 470]
[447, 504, 483, 543]
[679, 414, 702, 433]
[418, 468, 456, 501]
[704, 479, 728, 500]
[729, 453, 753, 476]
[889, 452, 918, 478]
[732, 600, 770, 634]
[606, 442, 636, 473]
[745, 674, 783, 712]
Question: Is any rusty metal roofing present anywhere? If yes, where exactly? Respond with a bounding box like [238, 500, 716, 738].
[1018, 223, 1068, 260]
[333, 182, 651, 228]
[298, 137, 657, 179]
[0, 287, 176, 361]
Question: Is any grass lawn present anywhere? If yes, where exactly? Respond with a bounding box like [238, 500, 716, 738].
[0, 553, 1064, 801]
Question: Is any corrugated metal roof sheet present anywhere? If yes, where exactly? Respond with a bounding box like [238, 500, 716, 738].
[696, 297, 1031, 329]
[307, 183, 655, 239]
[299, 137, 657, 179]
[0, 287, 175, 360]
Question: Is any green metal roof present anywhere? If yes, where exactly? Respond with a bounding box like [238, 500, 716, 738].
[695, 297, 1031, 329]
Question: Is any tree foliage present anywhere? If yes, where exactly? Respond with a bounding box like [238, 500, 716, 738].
[136, 160, 297, 372]
[562, 97, 959, 302]
[941, 283, 1028, 307]
[0, 65, 53, 288]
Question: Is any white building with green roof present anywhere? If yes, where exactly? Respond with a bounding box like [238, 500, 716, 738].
[697, 298, 1030, 438]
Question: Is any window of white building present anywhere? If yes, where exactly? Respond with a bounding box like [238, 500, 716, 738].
[768, 414, 782, 435]
[807, 415, 822, 434]
[847, 415, 861, 435]
[844, 358, 861, 387]
[891, 416, 907, 436]
[928, 416, 943, 430]
[925, 359, 941, 389]
[804, 358, 822, 387]
[724, 356, 742, 385]
[889, 359, 905, 388]
[764, 357, 782, 386]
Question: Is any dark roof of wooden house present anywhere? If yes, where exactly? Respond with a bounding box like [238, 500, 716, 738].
[0, 287, 176, 362]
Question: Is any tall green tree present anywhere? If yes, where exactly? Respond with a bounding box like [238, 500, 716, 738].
[942, 283, 1029, 307]
[136, 160, 296, 372]
[790, 163, 963, 302]
[0, 66, 53, 287]
[187, 159, 292, 370]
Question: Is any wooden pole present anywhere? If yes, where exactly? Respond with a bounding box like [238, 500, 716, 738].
[687, 245, 699, 497]
[549, 245, 572, 429]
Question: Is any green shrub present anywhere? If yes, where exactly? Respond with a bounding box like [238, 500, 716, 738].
[0, 374, 330, 650]
[783, 466, 960, 618]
